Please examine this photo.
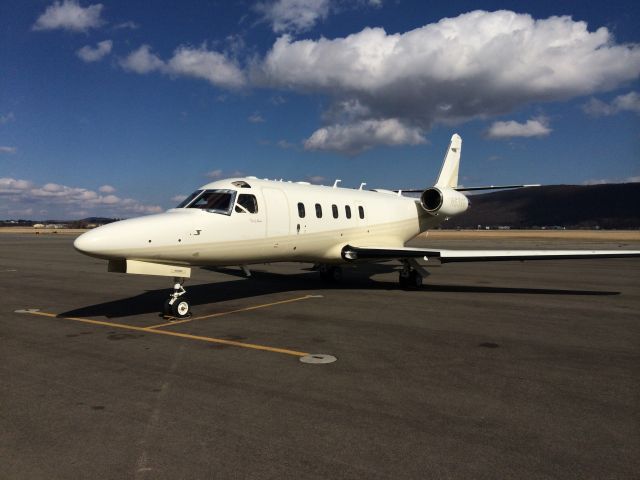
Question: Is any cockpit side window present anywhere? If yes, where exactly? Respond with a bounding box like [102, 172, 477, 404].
[184, 189, 237, 215]
[235, 194, 258, 213]
[176, 190, 203, 208]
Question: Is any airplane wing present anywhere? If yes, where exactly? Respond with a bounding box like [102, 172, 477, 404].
[342, 245, 640, 262]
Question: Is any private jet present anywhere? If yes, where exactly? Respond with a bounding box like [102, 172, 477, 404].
[74, 134, 640, 318]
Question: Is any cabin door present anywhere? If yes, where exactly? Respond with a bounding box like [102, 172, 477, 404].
[262, 187, 290, 237]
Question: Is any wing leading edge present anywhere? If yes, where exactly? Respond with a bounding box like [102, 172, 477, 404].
[342, 245, 640, 263]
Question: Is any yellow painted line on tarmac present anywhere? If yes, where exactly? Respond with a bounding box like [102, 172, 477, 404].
[148, 294, 323, 329]
[17, 310, 309, 357]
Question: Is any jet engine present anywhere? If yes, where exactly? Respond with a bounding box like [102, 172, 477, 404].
[420, 187, 469, 216]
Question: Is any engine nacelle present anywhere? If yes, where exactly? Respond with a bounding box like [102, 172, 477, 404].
[420, 187, 469, 216]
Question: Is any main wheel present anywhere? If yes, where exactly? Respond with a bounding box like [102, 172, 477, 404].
[330, 266, 342, 282]
[409, 270, 423, 289]
[320, 265, 342, 283]
[399, 272, 409, 289]
[171, 298, 191, 318]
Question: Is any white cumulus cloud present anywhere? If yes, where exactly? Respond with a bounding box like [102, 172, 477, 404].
[0, 177, 162, 218]
[119, 45, 165, 74]
[120, 44, 246, 88]
[486, 118, 551, 139]
[257, 10, 640, 153]
[0, 112, 15, 125]
[583, 91, 640, 117]
[76, 40, 113, 62]
[255, 0, 330, 34]
[167, 46, 246, 89]
[98, 184, 115, 193]
[304, 118, 426, 155]
[33, 0, 105, 33]
[248, 112, 265, 123]
[0, 146, 17, 154]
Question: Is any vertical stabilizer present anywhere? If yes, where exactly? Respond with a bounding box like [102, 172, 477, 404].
[435, 134, 462, 189]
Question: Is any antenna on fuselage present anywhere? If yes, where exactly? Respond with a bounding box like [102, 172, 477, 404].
[359, 182, 367, 190]
[333, 179, 341, 188]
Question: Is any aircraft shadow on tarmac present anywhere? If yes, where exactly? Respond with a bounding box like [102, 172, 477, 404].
[59, 263, 619, 319]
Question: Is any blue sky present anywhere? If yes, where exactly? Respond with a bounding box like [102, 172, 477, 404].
[1, 0, 639, 219]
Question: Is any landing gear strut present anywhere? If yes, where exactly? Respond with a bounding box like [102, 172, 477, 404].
[399, 259, 428, 289]
[163, 277, 191, 318]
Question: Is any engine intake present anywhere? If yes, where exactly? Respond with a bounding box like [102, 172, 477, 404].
[420, 187, 469, 216]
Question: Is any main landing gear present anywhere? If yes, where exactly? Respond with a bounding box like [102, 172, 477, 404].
[399, 259, 429, 289]
[163, 277, 191, 318]
[318, 264, 343, 282]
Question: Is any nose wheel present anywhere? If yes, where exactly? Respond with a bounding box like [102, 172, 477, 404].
[163, 277, 191, 318]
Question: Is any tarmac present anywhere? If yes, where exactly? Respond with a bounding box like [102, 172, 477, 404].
[1, 233, 639, 479]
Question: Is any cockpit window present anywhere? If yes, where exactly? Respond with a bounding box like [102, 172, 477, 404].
[176, 190, 203, 208]
[235, 194, 258, 213]
[181, 189, 237, 215]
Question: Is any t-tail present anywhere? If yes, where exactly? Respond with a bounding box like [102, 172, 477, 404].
[420, 134, 469, 217]
[435, 133, 462, 189]
[413, 133, 539, 218]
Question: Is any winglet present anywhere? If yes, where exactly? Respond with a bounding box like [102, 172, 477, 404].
[435, 134, 462, 189]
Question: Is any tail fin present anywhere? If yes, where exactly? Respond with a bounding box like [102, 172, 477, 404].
[435, 133, 462, 189]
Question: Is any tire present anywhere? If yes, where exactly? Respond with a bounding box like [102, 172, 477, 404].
[163, 298, 173, 315]
[399, 272, 409, 289]
[171, 298, 191, 318]
[331, 266, 343, 282]
[319, 265, 342, 283]
[409, 271, 423, 289]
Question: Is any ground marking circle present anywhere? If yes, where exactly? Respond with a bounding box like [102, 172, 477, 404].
[300, 354, 337, 364]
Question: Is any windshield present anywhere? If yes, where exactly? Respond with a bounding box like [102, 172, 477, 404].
[176, 190, 203, 208]
[178, 189, 237, 215]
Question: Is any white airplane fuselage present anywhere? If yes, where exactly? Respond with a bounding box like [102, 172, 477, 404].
[74, 179, 440, 266]
[73, 133, 640, 319]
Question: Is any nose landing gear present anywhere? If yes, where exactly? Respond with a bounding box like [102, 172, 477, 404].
[163, 277, 191, 318]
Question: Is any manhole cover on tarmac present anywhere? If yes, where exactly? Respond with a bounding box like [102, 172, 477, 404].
[299, 354, 337, 364]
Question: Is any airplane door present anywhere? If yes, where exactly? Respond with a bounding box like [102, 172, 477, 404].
[262, 187, 290, 237]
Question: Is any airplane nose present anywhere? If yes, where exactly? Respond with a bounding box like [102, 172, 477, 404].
[74, 229, 108, 257]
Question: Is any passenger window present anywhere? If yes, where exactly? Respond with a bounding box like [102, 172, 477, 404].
[345, 205, 351, 219]
[358, 206, 365, 219]
[235, 194, 258, 213]
[298, 202, 305, 218]
[315, 203, 322, 218]
[332, 204, 338, 218]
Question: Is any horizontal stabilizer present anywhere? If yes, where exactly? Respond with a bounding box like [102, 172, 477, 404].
[342, 245, 640, 262]
[399, 184, 540, 194]
[455, 184, 540, 192]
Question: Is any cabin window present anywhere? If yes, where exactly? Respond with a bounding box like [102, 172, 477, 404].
[184, 189, 236, 215]
[235, 194, 258, 213]
[332, 204, 338, 218]
[298, 202, 306, 218]
[345, 205, 351, 219]
[315, 203, 322, 218]
[358, 205, 365, 219]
